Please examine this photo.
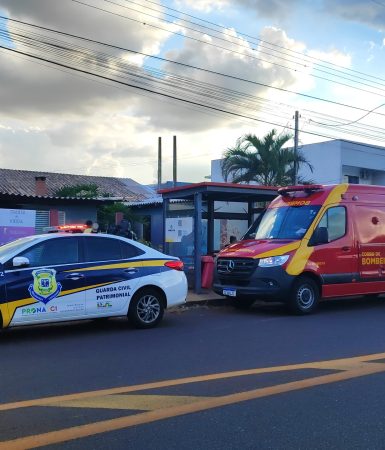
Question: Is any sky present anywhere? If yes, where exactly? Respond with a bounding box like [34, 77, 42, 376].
[0, 0, 385, 185]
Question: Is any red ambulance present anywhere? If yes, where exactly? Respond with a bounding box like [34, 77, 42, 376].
[213, 184, 385, 314]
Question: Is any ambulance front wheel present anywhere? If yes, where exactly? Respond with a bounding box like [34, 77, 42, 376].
[288, 276, 319, 315]
[128, 288, 165, 329]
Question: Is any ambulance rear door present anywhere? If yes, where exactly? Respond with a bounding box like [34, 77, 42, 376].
[356, 205, 385, 280]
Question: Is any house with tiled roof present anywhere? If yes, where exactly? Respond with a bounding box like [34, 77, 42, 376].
[0, 168, 158, 239]
[0, 168, 150, 201]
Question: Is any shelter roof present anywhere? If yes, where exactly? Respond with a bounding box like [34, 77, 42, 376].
[159, 182, 278, 202]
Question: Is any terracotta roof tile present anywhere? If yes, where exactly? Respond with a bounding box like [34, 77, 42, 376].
[0, 169, 153, 201]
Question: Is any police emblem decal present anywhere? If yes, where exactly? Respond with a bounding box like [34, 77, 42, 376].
[28, 269, 62, 304]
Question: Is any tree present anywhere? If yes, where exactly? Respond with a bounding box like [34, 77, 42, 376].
[221, 129, 313, 186]
[97, 202, 134, 232]
[54, 185, 140, 233]
[55, 183, 110, 199]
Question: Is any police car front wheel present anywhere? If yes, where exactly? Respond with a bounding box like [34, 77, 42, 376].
[128, 288, 165, 328]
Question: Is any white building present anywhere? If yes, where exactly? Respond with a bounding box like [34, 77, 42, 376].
[211, 139, 385, 186]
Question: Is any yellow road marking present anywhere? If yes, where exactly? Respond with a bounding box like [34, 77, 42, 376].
[54, 394, 210, 411]
[2, 350, 385, 413]
[1, 352, 385, 449]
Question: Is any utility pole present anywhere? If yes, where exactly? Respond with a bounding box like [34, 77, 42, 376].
[157, 136, 162, 190]
[173, 135, 177, 187]
[293, 110, 299, 185]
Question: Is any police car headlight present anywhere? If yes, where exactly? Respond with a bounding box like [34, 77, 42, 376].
[259, 255, 290, 267]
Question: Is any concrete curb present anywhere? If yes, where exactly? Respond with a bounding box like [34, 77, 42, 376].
[185, 290, 230, 307]
[185, 297, 232, 307]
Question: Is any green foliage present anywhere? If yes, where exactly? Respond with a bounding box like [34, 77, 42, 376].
[55, 183, 109, 199]
[96, 202, 147, 231]
[97, 202, 132, 231]
[55, 184, 148, 237]
[221, 129, 314, 186]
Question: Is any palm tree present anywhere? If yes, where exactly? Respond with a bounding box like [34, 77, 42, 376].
[221, 129, 313, 186]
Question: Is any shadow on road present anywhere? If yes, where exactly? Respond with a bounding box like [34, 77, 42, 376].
[0, 317, 140, 343]
[200, 295, 385, 318]
[2, 295, 385, 342]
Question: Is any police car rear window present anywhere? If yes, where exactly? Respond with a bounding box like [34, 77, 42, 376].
[83, 237, 144, 262]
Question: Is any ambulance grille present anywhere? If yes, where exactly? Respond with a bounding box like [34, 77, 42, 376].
[216, 258, 257, 279]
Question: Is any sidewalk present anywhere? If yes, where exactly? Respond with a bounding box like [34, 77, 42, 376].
[186, 289, 228, 306]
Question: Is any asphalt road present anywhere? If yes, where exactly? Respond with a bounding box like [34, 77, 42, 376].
[2, 296, 385, 449]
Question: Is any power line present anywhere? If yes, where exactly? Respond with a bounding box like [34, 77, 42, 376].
[144, 0, 385, 85]
[124, 0, 385, 89]
[8, 28, 385, 144]
[72, 0, 385, 98]
[2, 14, 385, 120]
[3, 40, 385, 147]
[1, 29, 300, 136]
[309, 103, 385, 127]
[2, 14, 385, 153]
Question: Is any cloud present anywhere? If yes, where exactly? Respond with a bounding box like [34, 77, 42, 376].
[175, 0, 229, 13]
[0, 0, 170, 119]
[307, 47, 351, 68]
[0, 114, 158, 180]
[135, 26, 308, 131]
[322, 0, 385, 30]
[236, 0, 303, 20]
[177, 0, 385, 30]
[176, 0, 302, 19]
[0, 0, 166, 49]
[0, 0, 359, 185]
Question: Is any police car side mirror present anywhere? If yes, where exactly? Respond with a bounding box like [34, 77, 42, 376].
[309, 227, 329, 246]
[13, 256, 30, 267]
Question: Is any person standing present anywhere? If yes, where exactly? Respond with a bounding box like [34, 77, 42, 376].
[91, 222, 99, 233]
[84, 220, 93, 233]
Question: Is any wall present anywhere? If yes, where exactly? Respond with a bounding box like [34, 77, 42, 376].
[373, 172, 385, 185]
[213, 140, 385, 187]
[60, 205, 97, 224]
[211, 159, 225, 182]
[21, 203, 97, 225]
[341, 141, 385, 172]
[213, 141, 344, 185]
[130, 204, 164, 250]
[298, 140, 342, 184]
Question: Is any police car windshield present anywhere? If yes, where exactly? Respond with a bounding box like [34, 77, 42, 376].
[255, 205, 321, 240]
[0, 236, 40, 259]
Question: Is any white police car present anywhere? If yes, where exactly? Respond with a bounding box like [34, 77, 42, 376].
[0, 233, 187, 330]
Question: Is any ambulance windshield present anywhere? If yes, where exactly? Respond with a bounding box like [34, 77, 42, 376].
[254, 205, 321, 240]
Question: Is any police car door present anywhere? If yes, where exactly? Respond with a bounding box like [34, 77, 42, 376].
[82, 236, 144, 316]
[5, 236, 86, 325]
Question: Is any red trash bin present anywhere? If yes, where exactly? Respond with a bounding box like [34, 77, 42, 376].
[201, 255, 214, 289]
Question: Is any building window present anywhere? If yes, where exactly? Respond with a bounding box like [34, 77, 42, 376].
[343, 175, 359, 184]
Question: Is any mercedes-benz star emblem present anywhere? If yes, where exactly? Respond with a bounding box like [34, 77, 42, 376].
[227, 260, 235, 272]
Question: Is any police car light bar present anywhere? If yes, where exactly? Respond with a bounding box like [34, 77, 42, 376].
[45, 224, 87, 233]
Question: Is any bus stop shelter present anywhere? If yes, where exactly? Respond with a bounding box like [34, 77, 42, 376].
[160, 182, 278, 293]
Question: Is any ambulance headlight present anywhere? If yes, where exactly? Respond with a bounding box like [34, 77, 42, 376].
[259, 255, 290, 267]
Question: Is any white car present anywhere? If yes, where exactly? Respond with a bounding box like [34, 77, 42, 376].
[0, 233, 187, 330]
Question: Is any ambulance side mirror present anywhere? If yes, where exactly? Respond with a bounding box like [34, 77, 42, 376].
[310, 227, 329, 246]
[13, 256, 30, 267]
